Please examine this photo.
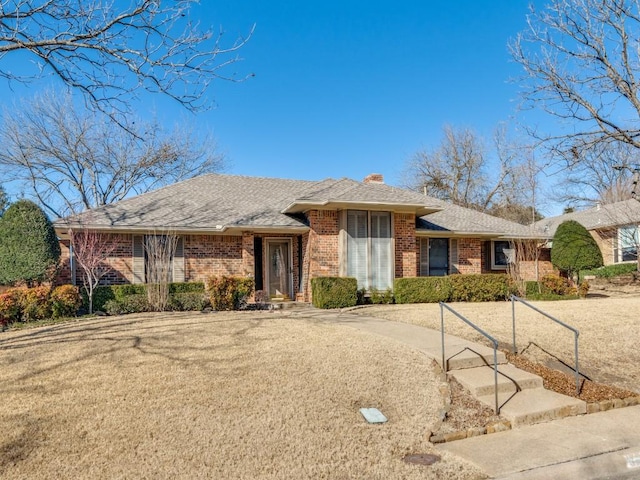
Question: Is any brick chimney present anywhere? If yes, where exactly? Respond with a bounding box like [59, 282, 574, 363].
[363, 173, 384, 184]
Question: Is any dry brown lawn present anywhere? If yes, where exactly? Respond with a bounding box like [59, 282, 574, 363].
[0, 311, 484, 479]
[359, 297, 640, 394]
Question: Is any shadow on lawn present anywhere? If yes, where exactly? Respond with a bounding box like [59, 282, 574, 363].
[0, 312, 270, 391]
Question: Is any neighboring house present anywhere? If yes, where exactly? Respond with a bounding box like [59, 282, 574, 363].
[54, 173, 552, 301]
[534, 199, 640, 266]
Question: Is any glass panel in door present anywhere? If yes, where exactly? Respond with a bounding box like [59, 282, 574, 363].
[268, 241, 291, 299]
[428, 238, 449, 276]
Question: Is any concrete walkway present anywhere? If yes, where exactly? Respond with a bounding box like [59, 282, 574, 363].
[294, 308, 640, 479]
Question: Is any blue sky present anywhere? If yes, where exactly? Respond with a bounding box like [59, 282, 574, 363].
[1, 1, 557, 211]
[197, 1, 538, 183]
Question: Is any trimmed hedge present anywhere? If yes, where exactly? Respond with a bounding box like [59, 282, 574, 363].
[394, 277, 452, 304]
[582, 263, 638, 278]
[394, 274, 515, 304]
[449, 274, 516, 302]
[88, 282, 205, 312]
[311, 277, 358, 309]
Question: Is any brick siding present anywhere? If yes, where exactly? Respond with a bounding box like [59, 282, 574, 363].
[394, 213, 417, 278]
[303, 210, 339, 301]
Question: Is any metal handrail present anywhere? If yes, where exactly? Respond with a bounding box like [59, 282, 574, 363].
[440, 302, 501, 414]
[511, 295, 581, 395]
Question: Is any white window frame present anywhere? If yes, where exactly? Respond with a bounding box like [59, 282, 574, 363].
[345, 210, 393, 291]
[617, 225, 639, 263]
[491, 240, 511, 270]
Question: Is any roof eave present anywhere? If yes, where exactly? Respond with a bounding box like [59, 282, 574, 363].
[282, 200, 441, 215]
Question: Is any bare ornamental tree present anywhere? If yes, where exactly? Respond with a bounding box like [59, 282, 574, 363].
[70, 228, 118, 314]
[0, 92, 224, 218]
[144, 233, 179, 312]
[0, 0, 253, 124]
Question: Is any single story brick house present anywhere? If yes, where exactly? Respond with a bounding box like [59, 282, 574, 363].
[534, 199, 640, 266]
[55, 173, 553, 301]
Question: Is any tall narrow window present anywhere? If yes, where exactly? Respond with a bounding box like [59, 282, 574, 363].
[346, 210, 392, 290]
[618, 225, 639, 263]
[347, 210, 369, 288]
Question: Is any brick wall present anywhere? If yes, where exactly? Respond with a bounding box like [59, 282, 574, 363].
[592, 228, 616, 265]
[518, 248, 556, 281]
[184, 235, 244, 282]
[394, 213, 417, 278]
[56, 234, 133, 286]
[303, 210, 339, 300]
[457, 238, 483, 274]
[56, 239, 72, 285]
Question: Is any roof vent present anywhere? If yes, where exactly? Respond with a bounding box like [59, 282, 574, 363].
[363, 173, 384, 184]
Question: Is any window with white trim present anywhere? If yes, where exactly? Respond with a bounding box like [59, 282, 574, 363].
[491, 240, 511, 270]
[346, 210, 392, 290]
[617, 225, 639, 263]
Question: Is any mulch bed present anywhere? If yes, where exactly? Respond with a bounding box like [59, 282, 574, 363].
[505, 351, 637, 402]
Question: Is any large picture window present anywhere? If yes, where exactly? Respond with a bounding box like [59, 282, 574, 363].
[346, 210, 392, 290]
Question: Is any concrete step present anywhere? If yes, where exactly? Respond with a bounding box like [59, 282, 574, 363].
[449, 364, 543, 397]
[442, 343, 507, 370]
[476, 388, 586, 428]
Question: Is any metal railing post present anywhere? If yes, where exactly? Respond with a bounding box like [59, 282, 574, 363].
[511, 295, 517, 354]
[511, 295, 581, 395]
[440, 303, 446, 372]
[440, 302, 501, 414]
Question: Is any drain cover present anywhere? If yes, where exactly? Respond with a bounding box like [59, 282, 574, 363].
[403, 453, 441, 466]
[359, 408, 387, 424]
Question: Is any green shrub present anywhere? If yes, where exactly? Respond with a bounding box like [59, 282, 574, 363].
[21, 286, 52, 321]
[582, 263, 638, 278]
[0, 200, 61, 286]
[551, 220, 603, 280]
[369, 288, 395, 304]
[50, 285, 81, 318]
[311, 277, 358, 309]
[104, 295, 151, 316]
[169, 292, 210, 311]
[525, 281, 541, 297]
[449, 274, 515, 302]
[394, 277, 452, 304]
[89, 282, 206, 313]
[540, 274, 572, 295]
[525, 293, 580, 301]
[206, 276, 255, 311]
[169, 282, 205, 294]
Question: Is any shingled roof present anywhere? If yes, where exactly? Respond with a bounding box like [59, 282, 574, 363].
[55, 173, 541, 239]
[56, 174, 441, 234]
[417, 200, 544, 239]
[534, 199, 640, 236]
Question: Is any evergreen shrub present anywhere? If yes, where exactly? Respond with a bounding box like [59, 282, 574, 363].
[311, 277, 357, 309]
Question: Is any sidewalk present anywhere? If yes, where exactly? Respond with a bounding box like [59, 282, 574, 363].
[297, 309, 640, 479]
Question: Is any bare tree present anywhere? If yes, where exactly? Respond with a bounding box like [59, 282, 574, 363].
[144, 233, 179, 311]
[511, 0, 640, 168]
[70, 228, 118, 314]
[0, 92, 224, 218]
[403, 125, 538, 219]
[0, 0, 253, 123]
[507, 239, 543, 295]
[553, 142, 638, 207]
[0, 185, 7, 216]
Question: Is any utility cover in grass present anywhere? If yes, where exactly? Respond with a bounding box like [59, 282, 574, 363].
[359, 408, 387, 424]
